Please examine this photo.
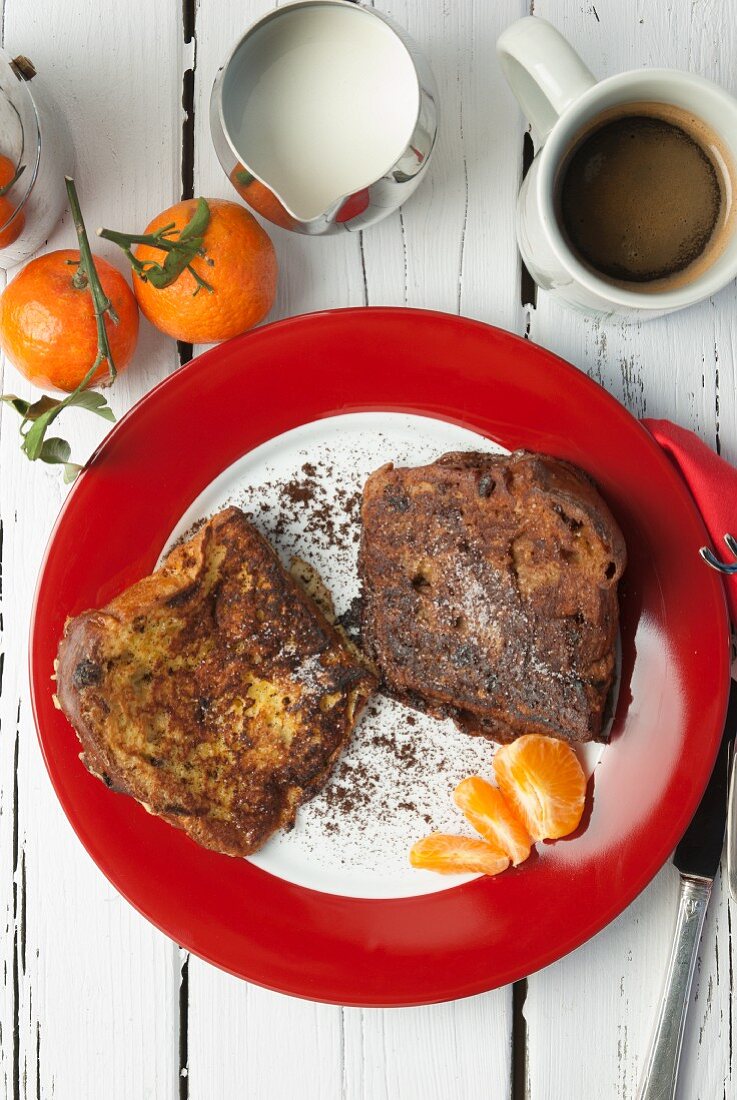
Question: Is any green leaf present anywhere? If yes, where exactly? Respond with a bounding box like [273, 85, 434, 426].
[22, 405, 65, 460]
[63, 462, 83, 483]
[25, 395, 64, 421]
[0, 392, 59, 421]
[38, 437, 72, 465]
[67, 390, 116, 421]
[1, 394, 31, 417]
[179, 197, 210, 242]
[101, 198, 213, 292]
[6, 371, 115, 474]
[234, 169, 254, 188]
[144, 201, 210, 290]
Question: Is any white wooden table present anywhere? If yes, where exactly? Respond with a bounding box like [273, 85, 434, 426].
[1, 1, 735, 1097]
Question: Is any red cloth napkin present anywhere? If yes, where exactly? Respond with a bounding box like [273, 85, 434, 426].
[644, 418, 737, 623]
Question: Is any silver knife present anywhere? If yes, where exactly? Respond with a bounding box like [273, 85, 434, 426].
[729, 734, 737, 901]
[636, 678, 737, 1100]
[699, 538, 737, 905]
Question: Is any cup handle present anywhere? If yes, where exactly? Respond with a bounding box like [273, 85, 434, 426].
[497, 17, 596, 143]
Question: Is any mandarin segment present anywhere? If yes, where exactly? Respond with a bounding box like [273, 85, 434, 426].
[409, 834, 510, 876]
[493, 735, 586, 842]
[453, 776, 532, 866]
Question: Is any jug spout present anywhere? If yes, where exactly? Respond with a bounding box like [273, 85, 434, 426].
[231, 163, 372, 233]
[229, 165, 300, 232]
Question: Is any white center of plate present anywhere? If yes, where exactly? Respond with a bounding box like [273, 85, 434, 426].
[163, 412, 604, 899]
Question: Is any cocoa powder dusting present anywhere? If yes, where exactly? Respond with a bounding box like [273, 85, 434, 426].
[235, 447, 492, 856]
[168, 420, 520, 887]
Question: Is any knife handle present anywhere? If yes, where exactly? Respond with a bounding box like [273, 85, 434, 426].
[636, 875, 711, 1100]
[728, 745, 737, 902]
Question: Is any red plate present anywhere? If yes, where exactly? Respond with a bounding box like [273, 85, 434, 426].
[30, 308, 730, 1006]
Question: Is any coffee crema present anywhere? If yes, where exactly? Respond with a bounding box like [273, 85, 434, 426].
[557, 102, 735, 289]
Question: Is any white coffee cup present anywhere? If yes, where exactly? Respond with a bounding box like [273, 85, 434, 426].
[497, 17, 737, 320]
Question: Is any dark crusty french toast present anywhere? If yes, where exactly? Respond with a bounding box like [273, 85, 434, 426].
[359, 451, 626, 745]
[56, 507, 376, 857]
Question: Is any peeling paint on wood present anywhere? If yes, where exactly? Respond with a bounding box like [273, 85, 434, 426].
[527, 3, 736, 1099]
[1, 0, 735, 1097]
[0, 0, 186, 1097]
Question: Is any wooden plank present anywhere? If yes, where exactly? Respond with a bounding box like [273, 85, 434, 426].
[8, 0, 733, 1096]
[343, 995, 513, 1100]
[188, 0, 368, 321]
[361, 0, 526, 326]
[345, 0, 523, 1088]
[0, 1, 185, 1096]
[524, 2, 737, 1097]
[185, 1, 522, 1096]
[187, 977, 343, 1099]
[185, 2, 365, 1094]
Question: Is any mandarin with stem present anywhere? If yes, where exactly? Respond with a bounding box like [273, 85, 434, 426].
[0, 249, 139, 392]
[110, 197, 277, 344]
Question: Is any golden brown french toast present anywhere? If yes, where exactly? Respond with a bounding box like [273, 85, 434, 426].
[359, 451, 626, 744]
[56, 507, 376, 857]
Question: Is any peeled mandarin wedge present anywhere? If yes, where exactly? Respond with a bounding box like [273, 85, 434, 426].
[409, 834, 510, 876]
[493, 735, 586, 842]
[453, 776, 532, 866]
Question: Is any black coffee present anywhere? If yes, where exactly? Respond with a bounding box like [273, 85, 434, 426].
[559, 105, 729, 285]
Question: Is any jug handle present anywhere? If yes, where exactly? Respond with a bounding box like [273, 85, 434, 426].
[497, 17, 596, 144]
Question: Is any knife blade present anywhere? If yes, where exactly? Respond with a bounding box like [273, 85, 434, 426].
[637, 674, 737, 1100]
[674, 675, 737, 879]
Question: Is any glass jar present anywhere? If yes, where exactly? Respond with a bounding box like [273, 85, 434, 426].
[0, 52, 74, 266]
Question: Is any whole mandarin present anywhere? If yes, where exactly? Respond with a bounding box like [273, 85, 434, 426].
[132, 198, 277, 344]
[0, 249, 139, 392]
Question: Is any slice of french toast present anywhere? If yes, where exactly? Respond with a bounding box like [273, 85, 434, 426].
[359, 451, 626, 744]
[56, 507, 376, 857]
